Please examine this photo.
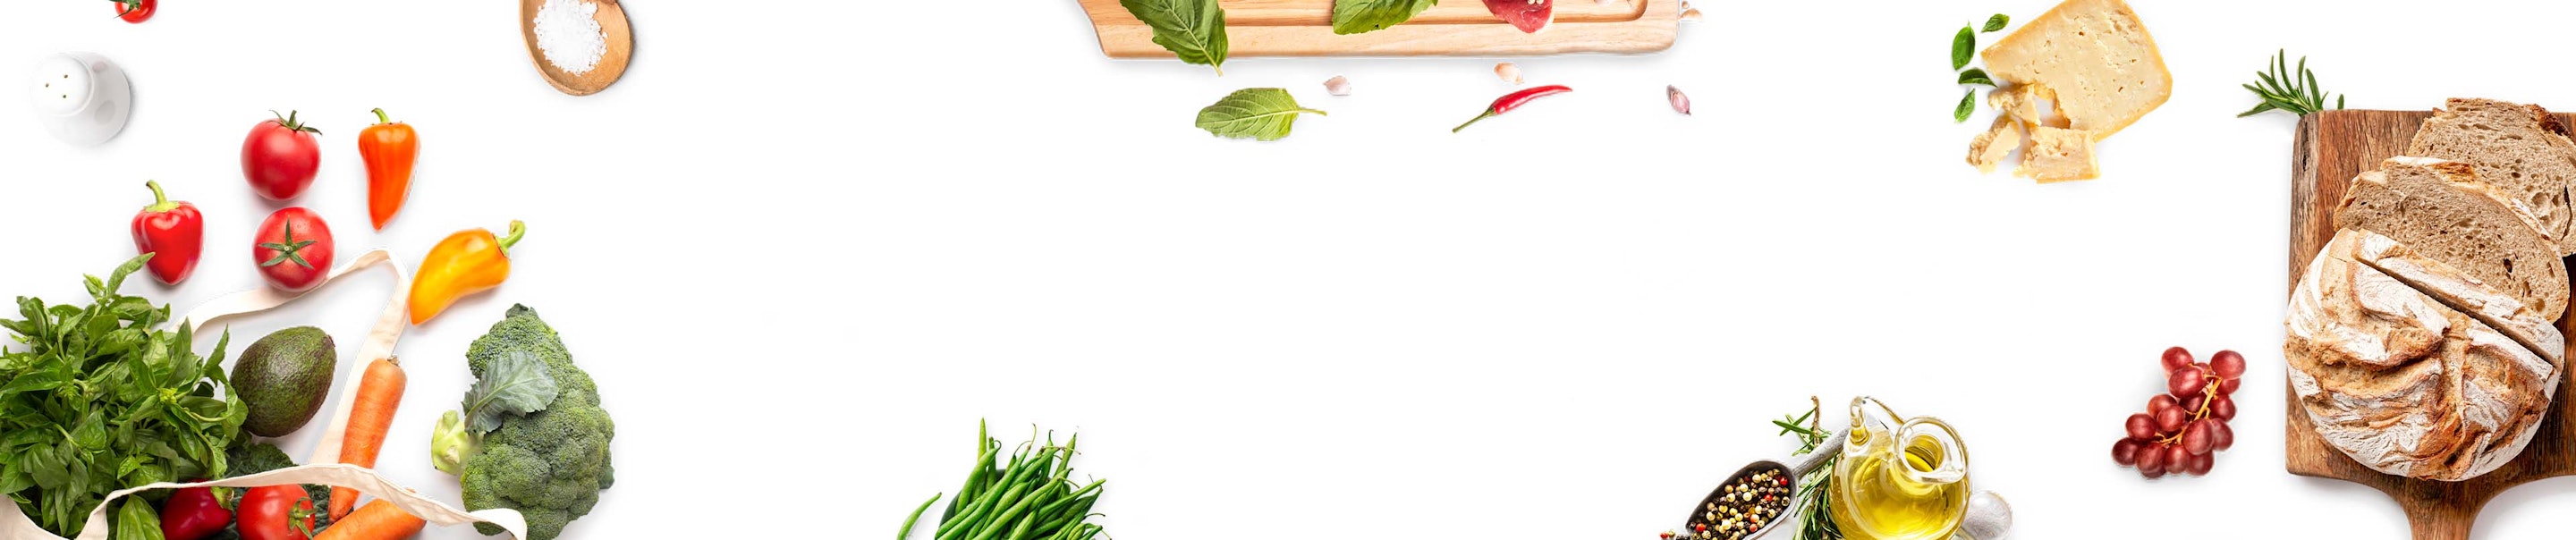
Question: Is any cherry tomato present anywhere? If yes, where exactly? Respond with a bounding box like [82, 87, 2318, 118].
[252, 207, 335, 291]
[113, 0, 155, 23]
[237, 485, 318, 540]
[242, 111, 323, 201]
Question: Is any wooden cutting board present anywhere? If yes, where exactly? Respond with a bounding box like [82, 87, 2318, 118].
[1076, 0, 1679, 57]
[2286, 108, 2576, 540]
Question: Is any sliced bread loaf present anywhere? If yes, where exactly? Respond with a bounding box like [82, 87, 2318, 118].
[2285, 229, 2561, 481]
[2352, 231, 2567, 367]
[2404, 97, 2576, 255]
[2336, 156, 2569, 320]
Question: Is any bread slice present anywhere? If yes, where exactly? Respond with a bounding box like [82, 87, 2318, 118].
[2336, 156, 2569, 320]
[1979, 0, 2170, 139]
[2285, 229, 2561, 481]
[2019, 126, 2098, 182]
[2404, 97, 2576, 256]
[1966, 115, 2021, 173]
[2352, 231, 2567, 367]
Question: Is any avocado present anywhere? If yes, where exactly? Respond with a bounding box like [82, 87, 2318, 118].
[233, 326, 338, 437]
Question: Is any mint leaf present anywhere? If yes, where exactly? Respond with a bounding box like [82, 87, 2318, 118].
[1120, 0, 1229, 74]
[1334, 0, 1437, 35]
[461, 350, 559, 434]
[1196, 89, 1326, 141]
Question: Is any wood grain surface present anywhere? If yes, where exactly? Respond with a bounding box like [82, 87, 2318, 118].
[1076, 0, 1678, 58]
[2286, 108, 2576, 540]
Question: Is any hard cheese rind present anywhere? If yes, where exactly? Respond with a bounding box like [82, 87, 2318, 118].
[1979, 0, 2170, 139]
[2286, 229, 2562, 481]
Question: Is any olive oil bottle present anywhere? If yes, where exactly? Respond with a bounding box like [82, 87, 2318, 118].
[1827, 397, 1971, 540]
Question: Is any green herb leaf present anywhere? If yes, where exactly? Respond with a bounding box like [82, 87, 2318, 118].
[1119, 0, 1229, 75]
[2239, 49, 2343, 118]
[1953, 89, 1977, 122]
[1333, 0, 1437, 35]
[1196, 89, 1326, 141]
[461, 350, 560, 435]
[1951, 26, 1975, 70]
[111, 497, 158, 540]
[1983, 13, 2008, 32]
[1958, 68, 1994, 87]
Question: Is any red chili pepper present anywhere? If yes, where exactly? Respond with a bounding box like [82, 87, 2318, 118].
[131, 181, 204, 285]
[1453, 84, 1572, 132]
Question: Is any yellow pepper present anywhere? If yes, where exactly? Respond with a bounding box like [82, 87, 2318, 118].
[410, 221, 524, 325]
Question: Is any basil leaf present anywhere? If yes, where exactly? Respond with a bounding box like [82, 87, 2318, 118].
[1120, 0, 1229, 74]
[1983, 14, 2008, 32]
[462, 350, 561, 434]
[112, 497, 158, 540]
[1958, 68, 1994, 87]
[1952, 26, 1975, 70]
[1334, 0, 1437, 35]
[1195, 89, 1327, 141]
[1953, 89, 1977, 122]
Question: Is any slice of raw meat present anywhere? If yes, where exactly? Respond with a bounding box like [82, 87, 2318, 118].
[1484, 0, 1553, 33]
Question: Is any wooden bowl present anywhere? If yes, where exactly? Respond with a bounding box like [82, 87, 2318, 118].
[520, 0, 633, 96]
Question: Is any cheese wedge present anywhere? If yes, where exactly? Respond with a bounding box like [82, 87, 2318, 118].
[1966, 116, 2021, 173]
[1979, 0, 2171, 139]
[2019, 126, 2097, 182]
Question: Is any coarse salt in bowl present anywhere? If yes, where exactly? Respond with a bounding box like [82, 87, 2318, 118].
[533, 0, 607, 75]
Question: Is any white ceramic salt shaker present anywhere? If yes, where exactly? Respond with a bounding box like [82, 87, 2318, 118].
[29, 52, 132, 146]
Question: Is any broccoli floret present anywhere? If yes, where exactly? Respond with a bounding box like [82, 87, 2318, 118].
[455, 305, 614, 540]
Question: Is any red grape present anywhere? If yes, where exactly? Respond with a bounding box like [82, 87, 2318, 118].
[2161, 347, 2195, 373]
[2182, 419, 2215, 455]
[2181, 394, 2206, 416]
[2169, 368, 2207, 398]
[2114, 438, 2143, 466]
[2184, 452, 2215, 476]
[2164, 445, 2191, 473]
[2155, 405, 2188, 433]
[2137, 443, 2168, 477]
[2148, 394, 2179, 417]
[2127, 413, 2158, 440]
[2211, 420, 2234, 451]
[2212, 350, 2247, 378]
[2218, 375, 2241, 395]
[2211, 395, 2237, 421]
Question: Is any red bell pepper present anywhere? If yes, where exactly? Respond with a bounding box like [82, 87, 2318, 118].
[159, 485, 231, 540]
[130, 181, 204, 284]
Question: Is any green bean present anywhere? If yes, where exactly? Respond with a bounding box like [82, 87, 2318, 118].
[1032, 480, 1103, 519]
[1004, 512, 1041, 540]
[968, 480, 1060, 540]
[899, 493, 943, 540]
[1027, 495, 1094, 540]
[941, 450, 1046, 537]
[949, 440, 998, 517]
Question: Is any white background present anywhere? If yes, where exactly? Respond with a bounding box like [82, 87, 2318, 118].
[6, 0, 2576, 538]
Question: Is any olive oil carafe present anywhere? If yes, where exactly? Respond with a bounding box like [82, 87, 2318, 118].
[1826, 397, 1970, 540]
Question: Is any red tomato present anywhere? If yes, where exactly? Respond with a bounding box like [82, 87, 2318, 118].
[242, 111, 323, 201]
[114, 0, 155, 23]
[253, 207, 335, 291]
[237, 485, 317, 540]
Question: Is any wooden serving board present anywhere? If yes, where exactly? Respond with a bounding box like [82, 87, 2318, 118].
[1077, 0, 1678, 57]
[2286, 109, 2576, 540]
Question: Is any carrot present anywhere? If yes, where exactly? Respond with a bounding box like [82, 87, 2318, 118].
[329, 357, 408, 519]
[314, 500, 427, 540]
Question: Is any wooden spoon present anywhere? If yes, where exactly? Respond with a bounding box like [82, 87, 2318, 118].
[519, 0, 633, 96]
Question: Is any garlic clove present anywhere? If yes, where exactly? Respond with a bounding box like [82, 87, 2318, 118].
[1495, 63, 1524, 85]
[1667, 85, 1692, 115]
[1324, 75, 1352, 97]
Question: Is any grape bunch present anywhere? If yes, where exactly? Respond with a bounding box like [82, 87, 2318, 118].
[2111, 347, 2246, 478]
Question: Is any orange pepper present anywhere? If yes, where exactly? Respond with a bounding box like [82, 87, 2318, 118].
[359, 108, 418, 230]
[410, 221, 524, 325]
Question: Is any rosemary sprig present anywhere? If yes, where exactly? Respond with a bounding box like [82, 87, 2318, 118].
[1778, 397, 1842, 540]
[1775, 396, 1829, 456]
[2239, 49, 2344, 118]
